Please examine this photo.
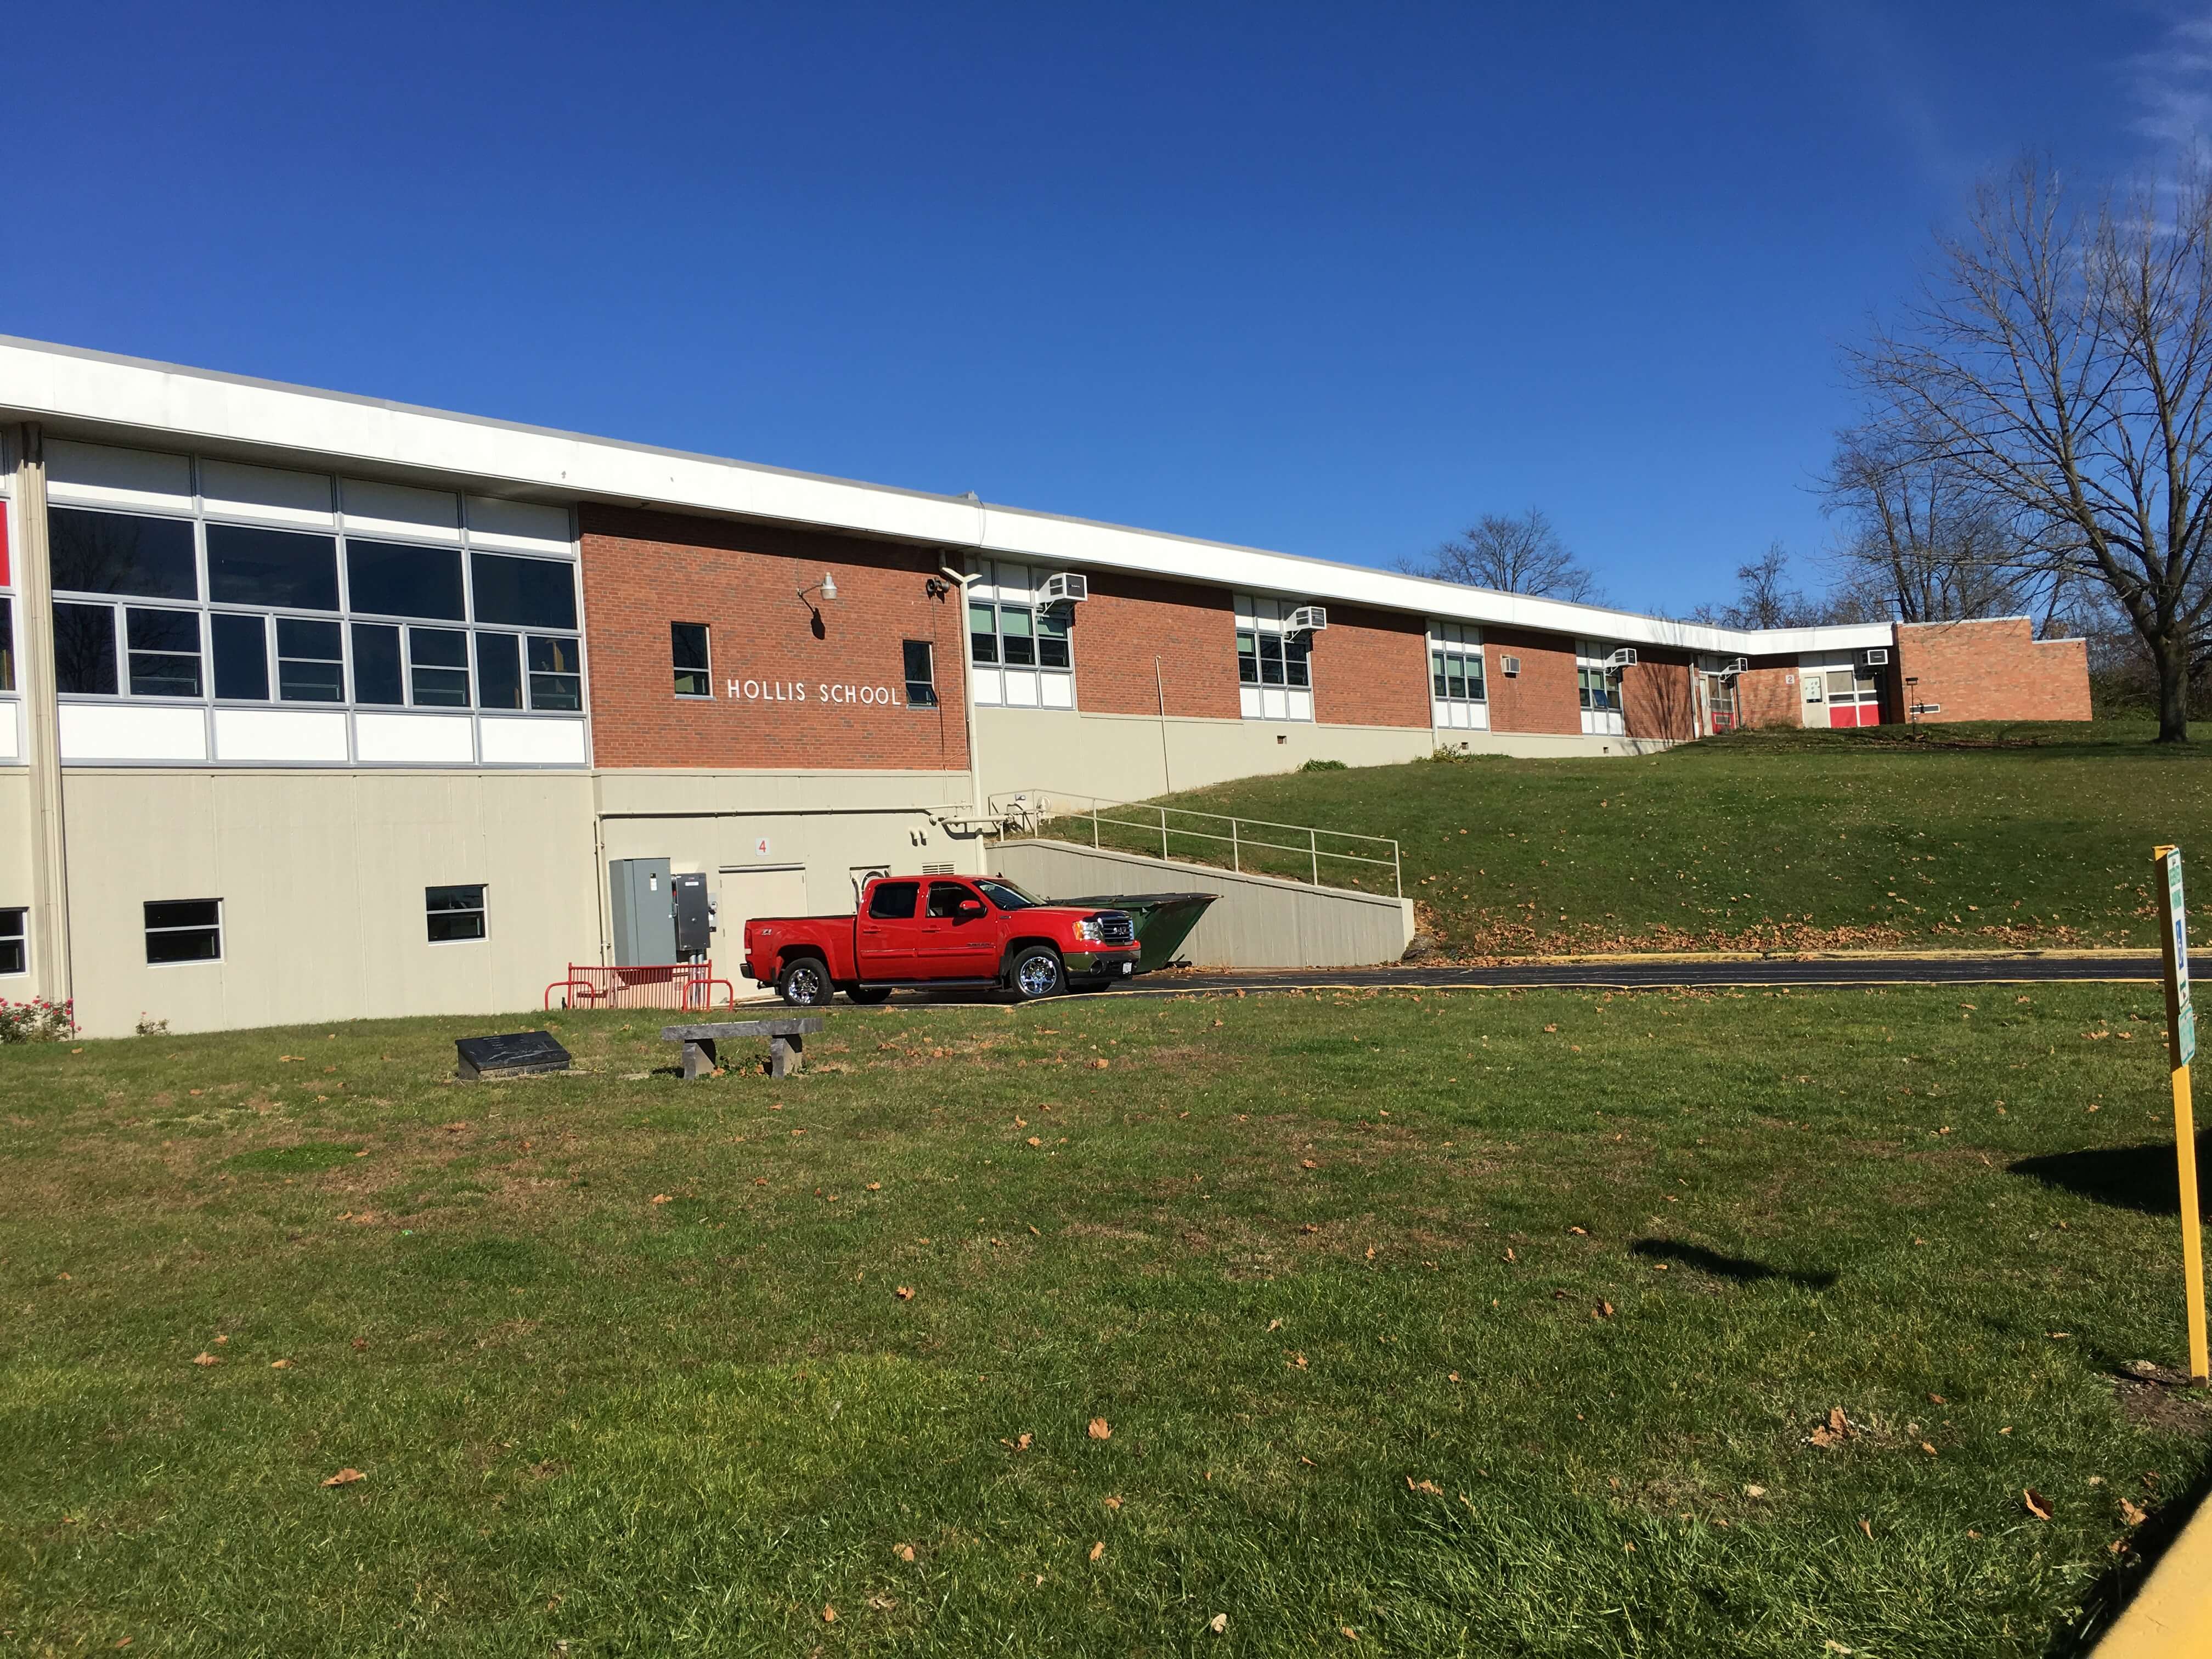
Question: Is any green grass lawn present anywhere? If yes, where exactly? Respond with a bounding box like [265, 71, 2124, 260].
[1052, 719, 2212, 956]
[4, 985, 2209, 1655]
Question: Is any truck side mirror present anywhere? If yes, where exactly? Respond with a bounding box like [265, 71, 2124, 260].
[957, 898, 986, 918]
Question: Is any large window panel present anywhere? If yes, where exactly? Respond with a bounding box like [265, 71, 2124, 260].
[476, 631, 524, 709]
[527, 636, 582, 711]
[672, 623, 711, 697]
[52, 602, 119, 695]
[276, 618, 344, 702]
[346, 540, 465, 620]
[0, 596, 14, 692]
[351, 623, 404, 706]
[207, 524, 340, 611]
[126, 608, 203, 697]
[471, 552, 577, 630]
[211, 612, 270, 700]
[409, 628, 471, 707]
[144, 899, 222, 964]
[49, 507, 198, 600]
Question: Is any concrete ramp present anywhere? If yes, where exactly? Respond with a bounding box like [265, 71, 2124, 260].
[989, 839, 1415, 969]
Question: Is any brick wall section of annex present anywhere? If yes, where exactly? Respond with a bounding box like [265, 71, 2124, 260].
[1311, 604, 1432, 728]
[1483, 629, 1581, 735]
[1073, 572, 1243, 719]
[1737, 661, 1803, 727]
[1895, 618, 2092, 723]
[579, 505, 972, 770]
[1621, 653, 1699, 741]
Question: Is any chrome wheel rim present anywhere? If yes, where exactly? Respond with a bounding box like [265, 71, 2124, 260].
[786, 965, 823, 1003]
[1017, 956, 1059, 996]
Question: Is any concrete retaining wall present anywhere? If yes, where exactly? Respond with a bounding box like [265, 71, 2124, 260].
[989, 839, 1415, 969]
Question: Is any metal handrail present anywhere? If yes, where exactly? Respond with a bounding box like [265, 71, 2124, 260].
[986, 789, 1401, 897]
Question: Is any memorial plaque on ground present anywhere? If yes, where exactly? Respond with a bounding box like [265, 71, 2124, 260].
[454, 1031, 573, 1080]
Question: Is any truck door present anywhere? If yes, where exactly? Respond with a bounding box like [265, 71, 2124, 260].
[921, 879, 1000, 979]
[857, 879, 923, 979]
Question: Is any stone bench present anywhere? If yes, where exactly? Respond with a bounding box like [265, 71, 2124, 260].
[661, 1017, 825, 1080]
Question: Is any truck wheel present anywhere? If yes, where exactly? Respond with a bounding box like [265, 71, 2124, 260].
[1008, 946, 1064, 1001]
[777, 956, 830, 1007]
[847, 985, 892, 1005]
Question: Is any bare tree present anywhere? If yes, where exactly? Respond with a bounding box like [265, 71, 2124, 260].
[1849, 157, 2212, 741]
[1689, 541, 1869, 628]
[1822, 423, 2056, 625]
[1403, 508, 1605, 603]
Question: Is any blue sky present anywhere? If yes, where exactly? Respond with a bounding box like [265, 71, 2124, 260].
[7, 2, 2207, 614]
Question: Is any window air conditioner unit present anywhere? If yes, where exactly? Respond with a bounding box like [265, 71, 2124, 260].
[1864, 647, 1890, 666]
[1500, 654, 1522, 677]
[1602, 647, 1638, 672]
[1038, 572, 1089, 606]
[1285, 605, 1328, 634]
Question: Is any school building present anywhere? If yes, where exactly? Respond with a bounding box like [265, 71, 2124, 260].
[0, 336, 2091, 1034]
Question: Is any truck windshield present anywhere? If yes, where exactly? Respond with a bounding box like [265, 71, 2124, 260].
[975, 878, 1040, 911]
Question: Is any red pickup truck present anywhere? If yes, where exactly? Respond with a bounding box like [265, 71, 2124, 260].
[743, 874, 1141, 1006]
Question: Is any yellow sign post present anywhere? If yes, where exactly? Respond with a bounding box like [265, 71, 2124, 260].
[2153, 845, 2209, 1382]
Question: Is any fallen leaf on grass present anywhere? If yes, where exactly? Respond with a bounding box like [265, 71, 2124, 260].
[1407, 1477, 1443, 1496]
[1209, 1613, 1229, 1635]
[1026, 1137, 1042, 1147]
[753, 1177, 768, 1186]
[1091, 1058, 1110, 1070]
[1927, 1393, 1945, 1404]
[1594, 1301, 1615, 1319]
[1288, 1353, 1307, 1369]
[1088, 1418, 1112, 1440]
[1301, 1160, 1318, 1170]
[822, 1605, 837, 1623]
[1566, 1226, 1588, 1237]
[895, 1286, 914, 1301]
[1743, 1484, 1765, 1498]
[320, 1468, 366, 1487]
[2120, 1497, 2147, 1526]
[351, 1338, 367, 1352]
[1267, 1318, 1283, 1331]
[1088, 1540, 1105, 1561]
[650, 1194, 673, 1205]
[1364, 1245, 1376, 1261]
[1448, 1372, 1462, 1383]
[1857, 1517, 1872, 1538]
[1103, 1496, 1122, 1510]
[866, 1182, 882, 1192]
[191, 1352, 219, 1367]
[893, 1543, 916, 1562]
[2024, 1489, 2052, 1521]
[1919, 1441, 1937, 1457]
[271, 1359, 292, 1370]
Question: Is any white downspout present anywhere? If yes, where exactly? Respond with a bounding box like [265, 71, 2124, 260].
[939, 563, 987, 873]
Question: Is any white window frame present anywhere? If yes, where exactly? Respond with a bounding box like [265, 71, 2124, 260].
[1235, 594, 1314, 722]
[144, 898, 223, 967]
[966, 558, 1076, 710]
[1427, 621, 1488, 732]
[1576, 640, 1626, 736]
[672, 621, 713, 699]
[425, 883, 489, 945]
[0, 493, 21, 768]
[0, 906, 26, 977]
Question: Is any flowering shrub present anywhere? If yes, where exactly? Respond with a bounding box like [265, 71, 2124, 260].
[0, 997, 76, 1043]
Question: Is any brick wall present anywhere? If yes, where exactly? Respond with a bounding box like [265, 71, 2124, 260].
[1621, 653, 1699, 741]
[1073, 572, 1243, 719]
[1894, 618, 2092, 723]
[579, 506, 971, 771]
[1483, 629, 1581, 735]
[1311, 605, 1432, 729]
[1736, 660, 1803, 727]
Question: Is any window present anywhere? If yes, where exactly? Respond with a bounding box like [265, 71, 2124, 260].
[0, 597, 14, 692]
[53, 603, 119, 694]
[974, 878, 1039, 911]
[352, 624, 404, 705]
[926, 881, 979, 918]
[206, 525, 340, 611]
[1233, 595, 1313, 721]
[527, 636, 582, 710]
[0, 908, 24, 976]
[409, 627, 471, 707]
[426, 883, 487, 943]
[477, 631, 524, 709]
[470, 553, 577, 630]
[867, 881, 920, 920]
[212, 612, 270, 699]
[673, 623, 712, 697]
[1428, 621, 1487, 732]
[966, 560, 1075, 708]
[49, 507, 197, 600]
[145, 899, 221, 965]
[126, 608, 202, 697]
[346, 540, 466, 620]
[903, 639, 938, 708]
[1576, 641, 1625, 736]
[276, 619, 345, 702]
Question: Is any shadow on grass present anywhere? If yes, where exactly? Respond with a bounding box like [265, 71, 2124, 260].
[1627, 1238, 1837, 1290]
[2008, 1134, 2212, 1218]
[2049, 1454, 2212, 1657]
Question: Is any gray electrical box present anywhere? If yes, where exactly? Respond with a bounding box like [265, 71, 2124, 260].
[671, 871, 713, 958]
[608, 857, 675, 965]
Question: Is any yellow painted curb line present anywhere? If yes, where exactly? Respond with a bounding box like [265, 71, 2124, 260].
[2098, 1480, 2212, 1657]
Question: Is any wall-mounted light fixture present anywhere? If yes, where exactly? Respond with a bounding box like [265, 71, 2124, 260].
[796, 571, 838, 637]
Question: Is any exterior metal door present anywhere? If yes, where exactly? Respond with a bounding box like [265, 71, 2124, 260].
[921, 879, 998, 979]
